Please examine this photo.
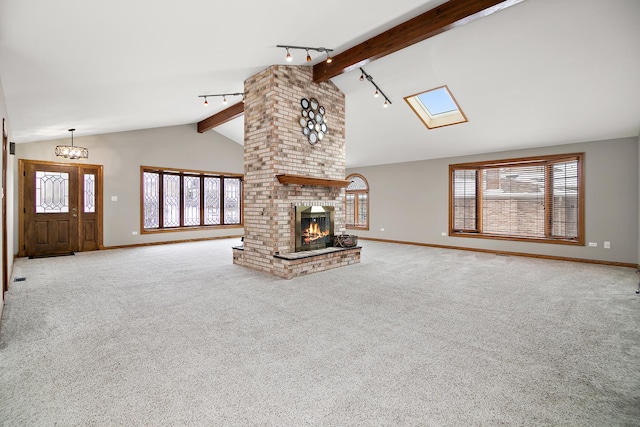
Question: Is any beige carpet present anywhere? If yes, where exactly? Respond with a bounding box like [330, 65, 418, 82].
[1, 239, 639, 426]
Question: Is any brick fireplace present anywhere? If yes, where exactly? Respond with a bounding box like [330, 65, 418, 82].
[232, 65, 361, 279]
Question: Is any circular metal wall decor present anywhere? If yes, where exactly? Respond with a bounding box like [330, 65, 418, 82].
[300, 97, 328, 145]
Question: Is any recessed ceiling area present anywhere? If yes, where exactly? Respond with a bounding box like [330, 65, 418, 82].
[0, 0, 638, 168]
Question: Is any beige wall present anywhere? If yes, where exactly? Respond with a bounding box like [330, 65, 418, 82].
[15, 124, 244, 249]
[347, 137, 639, 265]
[9, 116, 640, 266]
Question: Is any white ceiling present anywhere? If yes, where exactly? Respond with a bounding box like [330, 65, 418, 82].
[1, 0, 638, 167]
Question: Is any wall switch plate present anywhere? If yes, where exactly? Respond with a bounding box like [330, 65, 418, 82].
[441, 232, 447, 236]
[604, 241, 611, 249]
[111, 196, 118, 202]
[588, 242, 597, 247]
[132, 231, 138, 235]
[380, 228, 385, 232]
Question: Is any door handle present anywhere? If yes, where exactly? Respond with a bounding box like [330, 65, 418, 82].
[72, 214, 78, 218]
[72, 207, 77, 212]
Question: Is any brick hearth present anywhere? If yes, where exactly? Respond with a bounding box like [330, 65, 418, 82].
[232, 65, 361, 279]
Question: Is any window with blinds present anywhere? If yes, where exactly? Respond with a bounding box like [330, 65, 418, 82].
[345, 174, 369, 230]
[449, 153, 583, 244]
[141, 166, 243, 233]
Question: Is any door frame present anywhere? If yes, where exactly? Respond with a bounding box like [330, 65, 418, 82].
[2, 119, 7, 294]
[18, 159, 104, 257]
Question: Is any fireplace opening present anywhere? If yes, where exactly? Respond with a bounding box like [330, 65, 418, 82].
[295, 206, 335, 252]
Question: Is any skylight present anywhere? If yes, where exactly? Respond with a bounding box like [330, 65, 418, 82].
[404, 85, 467, 130]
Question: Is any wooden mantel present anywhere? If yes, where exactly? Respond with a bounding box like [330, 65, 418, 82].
[276, 174, 351, 188]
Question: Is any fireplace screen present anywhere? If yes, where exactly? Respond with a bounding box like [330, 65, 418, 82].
[295, 206, 335, 252]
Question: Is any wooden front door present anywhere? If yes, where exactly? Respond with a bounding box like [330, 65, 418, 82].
[20, 160, 103, 258]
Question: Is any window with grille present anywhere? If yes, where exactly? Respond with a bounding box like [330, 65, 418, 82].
[449, 153, 583, 244]
[345, 174, 369, 230]
[84, 174, 96, 213]
[141, 166, 243, 232]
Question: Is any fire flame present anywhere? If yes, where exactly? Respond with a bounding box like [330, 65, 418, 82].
[302, 222, 329, 244]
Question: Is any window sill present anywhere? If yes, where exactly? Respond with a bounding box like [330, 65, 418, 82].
[450, 231, 583, 246]
[346, 225, 369, 231]
[142, 224, 244, 234]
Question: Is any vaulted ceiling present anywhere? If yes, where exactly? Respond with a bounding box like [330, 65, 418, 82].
[0, 0, 638, 167]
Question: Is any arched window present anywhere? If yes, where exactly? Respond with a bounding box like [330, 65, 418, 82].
[345, 174, 369, 230]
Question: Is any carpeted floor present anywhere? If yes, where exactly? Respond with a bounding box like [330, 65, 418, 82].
[1, 239, 639, 426]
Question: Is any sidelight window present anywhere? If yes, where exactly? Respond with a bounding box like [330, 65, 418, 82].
[84, 174, 95, 213]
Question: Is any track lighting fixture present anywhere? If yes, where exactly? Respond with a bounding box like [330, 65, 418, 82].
[55, 128, 88, 160]
[198, 93, 244, 106]
[358, 67, 392, 108]
[276, 45, 334, 64]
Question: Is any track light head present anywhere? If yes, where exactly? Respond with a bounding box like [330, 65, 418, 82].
[358, 67, 391, 109]
[277, 45, 334, 64]
[326, 51, 332, 63]
[198, 93, 244, 106]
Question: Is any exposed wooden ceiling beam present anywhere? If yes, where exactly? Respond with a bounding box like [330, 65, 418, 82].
[197, 0, 524, 132]
[312, 0, 525, 83]
[197, 102, 245, 134]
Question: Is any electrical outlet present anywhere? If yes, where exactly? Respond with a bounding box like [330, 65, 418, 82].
[380, 228, 385, 232]
[111, 196, 118, 202]
[588, 242, 597, 247]
[604, 241, 611, 249]
[132, 231, 138, 235]
[441, 232, 447, 236]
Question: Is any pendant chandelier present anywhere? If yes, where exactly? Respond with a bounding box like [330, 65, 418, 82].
[55, 128, 88, 159]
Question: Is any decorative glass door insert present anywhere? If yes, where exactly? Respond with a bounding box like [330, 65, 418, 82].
[84, 173, 95, 213]
[35, 171, 69, 213]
